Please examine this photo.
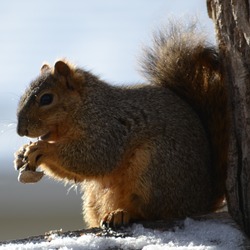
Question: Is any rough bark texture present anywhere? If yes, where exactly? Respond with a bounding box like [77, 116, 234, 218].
[207, 0, 250, 236]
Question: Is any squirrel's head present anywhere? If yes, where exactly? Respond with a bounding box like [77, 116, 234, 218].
[17, 60, 84, 142]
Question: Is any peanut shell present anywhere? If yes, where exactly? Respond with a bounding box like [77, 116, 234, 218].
[18, 170, 44, 184]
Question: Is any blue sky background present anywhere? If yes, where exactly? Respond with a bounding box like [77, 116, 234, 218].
[0, 0, 215, 241]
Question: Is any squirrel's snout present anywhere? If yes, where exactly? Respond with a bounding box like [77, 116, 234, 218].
[17, 121, 28, 137]
[17, 126, 28, 137]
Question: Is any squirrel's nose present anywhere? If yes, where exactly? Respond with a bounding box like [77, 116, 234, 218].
[17, 119, 29, 137]
[17, 125, 28, 137]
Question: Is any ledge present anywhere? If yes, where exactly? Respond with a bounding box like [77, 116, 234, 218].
[0, 212, 248, 249]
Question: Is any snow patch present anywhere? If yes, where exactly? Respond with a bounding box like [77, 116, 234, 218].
[0, 218, 244, 250]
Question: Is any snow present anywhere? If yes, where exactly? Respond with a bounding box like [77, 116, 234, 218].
[0, 218, 244, 250]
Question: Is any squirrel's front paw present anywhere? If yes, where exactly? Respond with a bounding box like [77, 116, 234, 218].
[22, 141, 46, 169]
[14, 143, 31, 171]
[14, 142, 45, 171]
[101, 209, 130, 229]
[14, 142, 46, 183]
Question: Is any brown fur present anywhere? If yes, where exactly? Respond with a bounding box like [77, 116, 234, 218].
[82, 142, 153, 227]
[14, 23, 228, 228]
[141, 24, 228, 210]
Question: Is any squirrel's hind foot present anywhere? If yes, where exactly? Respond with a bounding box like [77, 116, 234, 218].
[100, 209, 130, 229]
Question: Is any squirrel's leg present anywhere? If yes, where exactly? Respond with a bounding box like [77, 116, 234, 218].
[82, 141, 153, 228]
[15, 141, 84, 182]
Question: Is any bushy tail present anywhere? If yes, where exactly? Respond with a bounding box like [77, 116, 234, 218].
[141, 23, 228, 209]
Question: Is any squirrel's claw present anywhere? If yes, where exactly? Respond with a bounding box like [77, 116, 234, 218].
[14, 144, 29, 170]
[14, 143, 38, 172]
[100, 209, 130, 229]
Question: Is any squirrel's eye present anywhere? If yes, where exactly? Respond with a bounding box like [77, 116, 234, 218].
[39, 94, 54, 106]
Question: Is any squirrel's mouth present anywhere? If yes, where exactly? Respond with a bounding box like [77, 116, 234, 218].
[39, 132, 51, 141]
[38, 125, 63, 142]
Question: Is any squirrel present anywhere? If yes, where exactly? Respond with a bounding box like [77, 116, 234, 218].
[14, 23, 228, 228]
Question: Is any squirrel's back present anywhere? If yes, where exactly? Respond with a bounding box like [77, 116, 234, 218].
[141, 22, 228, 210]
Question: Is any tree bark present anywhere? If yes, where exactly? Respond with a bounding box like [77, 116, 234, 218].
[207, 0, 250, 236]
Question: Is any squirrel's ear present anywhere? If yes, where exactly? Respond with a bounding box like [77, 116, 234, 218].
[40, 63, 51, 74]
[54, 60, 76, 90]
[54, 61, 71, 77]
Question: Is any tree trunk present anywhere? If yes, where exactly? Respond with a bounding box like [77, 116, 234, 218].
[207, 0, 250, 236]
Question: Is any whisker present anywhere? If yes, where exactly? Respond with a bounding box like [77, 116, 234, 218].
[67, 183, 79, 195]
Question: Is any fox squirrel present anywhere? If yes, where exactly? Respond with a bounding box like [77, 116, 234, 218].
[14, 24, 228, 228]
